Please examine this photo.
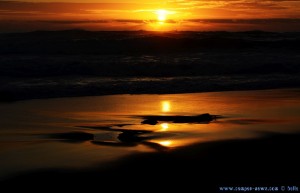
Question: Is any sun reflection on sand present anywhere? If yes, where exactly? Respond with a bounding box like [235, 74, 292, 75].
[158, 140, 173, 147]
[160, 123, 169, 131]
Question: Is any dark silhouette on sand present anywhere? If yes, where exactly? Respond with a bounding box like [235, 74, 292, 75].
[47, 126, 171, 151]
[47, 131, 94, 142]
[140, 113, 218, 125]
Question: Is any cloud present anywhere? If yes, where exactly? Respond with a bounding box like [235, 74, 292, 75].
[1, 1, 299, 15]
[38, 19, 146, 24]
[187, 18, 300, 24]
[0, 1, 159, 12]
[165, 0, 300, 19]
[1, 18, 300, 32]
[168, 0, 300, 10]
[36, 19, 180, 25]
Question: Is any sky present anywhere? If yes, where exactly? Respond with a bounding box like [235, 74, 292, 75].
[1, 0, 300, 32]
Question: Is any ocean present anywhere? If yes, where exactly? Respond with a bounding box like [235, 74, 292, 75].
[0, 30, 299, 101]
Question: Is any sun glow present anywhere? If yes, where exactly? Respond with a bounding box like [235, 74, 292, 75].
[156, 9, 168, 21]
[161, 101, 171, 112]
[155, 9, 175, 22]
[147, 9, 177, 30]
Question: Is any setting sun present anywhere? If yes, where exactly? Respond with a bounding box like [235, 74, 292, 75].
[156, 9, 168, 22]
[161, 101, 171, 112]
[155, 9, 176, 23]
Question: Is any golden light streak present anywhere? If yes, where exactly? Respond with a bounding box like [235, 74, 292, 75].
[158, 140, 173, 147]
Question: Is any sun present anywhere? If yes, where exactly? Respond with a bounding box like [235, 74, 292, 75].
[161, 101, 171, 112]
[149, 9, 176, 30]
[156, 9, 168, 22]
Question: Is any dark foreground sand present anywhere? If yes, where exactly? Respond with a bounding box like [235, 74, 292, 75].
[1, 132, 299, 192]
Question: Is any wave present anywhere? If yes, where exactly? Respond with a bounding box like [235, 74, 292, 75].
[1, 30, 299, 55]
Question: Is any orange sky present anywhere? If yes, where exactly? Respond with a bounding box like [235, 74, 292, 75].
[1, 0, 300, 32]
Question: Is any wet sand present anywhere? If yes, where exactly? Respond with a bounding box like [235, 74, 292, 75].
[1, 88, 300, 191]
[1, 132, 300, 192]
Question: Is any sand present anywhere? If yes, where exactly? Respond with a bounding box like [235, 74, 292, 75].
[0, 88, 300, 191]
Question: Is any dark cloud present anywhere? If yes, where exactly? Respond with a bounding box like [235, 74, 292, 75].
[0, 1, 152, 13]
[1, 18, 300, 32]
[221, 1, 291, 10]
[39, 20, 110, 24]
[4, 18, 300, 25]
[37, 19, 178, 24]
[38, 20, 146, 24]
[187, 18, 300, 24]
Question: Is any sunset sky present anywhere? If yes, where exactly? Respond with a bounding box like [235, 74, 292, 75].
[1, 0, 300, 32]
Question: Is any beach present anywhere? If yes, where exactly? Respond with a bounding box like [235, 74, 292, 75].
[1, 88, 300, 191]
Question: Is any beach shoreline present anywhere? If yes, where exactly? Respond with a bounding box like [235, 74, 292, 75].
[1, 74, 300, 102]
